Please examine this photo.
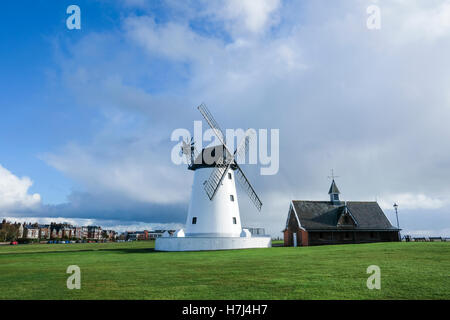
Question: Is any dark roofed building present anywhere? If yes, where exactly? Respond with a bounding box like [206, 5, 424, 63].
[283, 179, 400, 246]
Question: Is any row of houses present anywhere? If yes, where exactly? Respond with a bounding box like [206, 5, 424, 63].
[0, 219, 178, 242]
[0, 220, 117, 241]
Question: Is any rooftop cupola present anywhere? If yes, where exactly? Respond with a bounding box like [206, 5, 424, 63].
[328, 179, 341, 204]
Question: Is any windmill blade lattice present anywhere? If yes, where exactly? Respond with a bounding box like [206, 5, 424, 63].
[197, 103, 263, 212]
[181, 138, 199, 166]
[234, 163, 262, 211]
[197, 103, 234, 158]
[204, 163, 230, 200]
[204, 128, 254, 201]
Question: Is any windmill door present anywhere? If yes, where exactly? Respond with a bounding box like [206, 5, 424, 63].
[293, 233, 297, 247]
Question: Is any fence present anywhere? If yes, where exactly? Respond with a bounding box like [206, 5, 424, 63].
[403, 235, 450, 242]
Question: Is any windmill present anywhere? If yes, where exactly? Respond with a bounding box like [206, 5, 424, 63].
[183, 103, 262, 237]
[197, 103, 262, 211]
[155, 103, 271, 251]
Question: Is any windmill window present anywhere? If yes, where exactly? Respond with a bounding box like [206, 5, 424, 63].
[192, 217, 197, 224]
[333, 194, 339, 200]
[233, 217, 237, 224]
[230, 195, 234, 202]
[228, 173, 232, 180]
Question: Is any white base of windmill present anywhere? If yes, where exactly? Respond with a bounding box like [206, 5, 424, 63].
[155, 166, 271, 251]
[155, 235, 271, 251]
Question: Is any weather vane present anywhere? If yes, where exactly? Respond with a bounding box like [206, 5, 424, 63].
[328, 169, 340, 180]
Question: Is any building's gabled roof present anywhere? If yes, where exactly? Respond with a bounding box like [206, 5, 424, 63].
[328, 179, 340, 194]
[336, 204, 358, 227]
[289, 200, 398, 231]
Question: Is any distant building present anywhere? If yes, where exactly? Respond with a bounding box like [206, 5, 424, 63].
[125, 230, 148, 241]
[50, 223, 73, 239]
[24, 224, 40, 239]
[39, 225, 51, 239]
[102, 229, 117, 240]
[148, 230, 166, 239]
[88, 226, 102, 240]
[81, 226, 89, 239]
[62, 226, 74, 239]
[51, 225, 63, 239]
[74, 227, 83, 239]
[283, 179, 400, 246]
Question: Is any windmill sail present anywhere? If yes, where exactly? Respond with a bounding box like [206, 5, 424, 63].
[197, 103, 262, 212]
[204, 163, 230, 200]
[181, 138, 199, 166]
[203, 129, 254, 201]
[234, 163, 263, 211]
[197, 103, 233, 159]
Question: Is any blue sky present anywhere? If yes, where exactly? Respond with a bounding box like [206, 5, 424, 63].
[1, 0, 450, 236]
[1, 1, 79, 204]
[0, 1, 123, 199]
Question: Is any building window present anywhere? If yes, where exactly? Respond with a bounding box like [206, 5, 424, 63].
[319, 232, 324, 239]
[192, 217, 197, 224]
[334, 194, 339, 200]
[228, 173, 232, 180]
[345, 232, 350, 239]
[233, 217, 237, 224]
[230, 195, 234, 202]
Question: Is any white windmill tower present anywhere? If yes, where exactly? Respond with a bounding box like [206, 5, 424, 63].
[155, 104, 271, 251]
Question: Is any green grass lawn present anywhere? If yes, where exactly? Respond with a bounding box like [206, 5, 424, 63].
[0, 241, 448, 299]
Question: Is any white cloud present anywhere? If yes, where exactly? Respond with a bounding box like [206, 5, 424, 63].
[388, 1, 450, 44]
[43, 140, 189, 205]
[379, 193, 446, 210]
[0, 165, 41, 210]
[216, 0, 281, 35]
[123, 14, 305, 103]
[120, 0, 282, 36]
[124, 16, 223, 63]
